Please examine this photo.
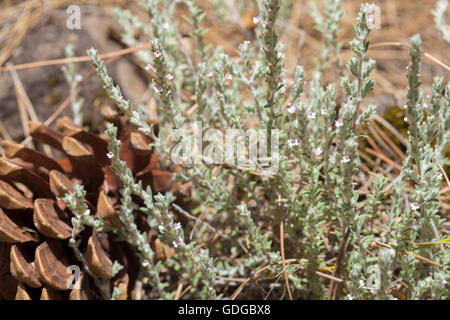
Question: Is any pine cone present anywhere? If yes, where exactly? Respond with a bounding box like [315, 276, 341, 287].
[0, 107, 181, 300]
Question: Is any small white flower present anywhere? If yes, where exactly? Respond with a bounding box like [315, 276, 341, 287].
[341, 155, 351, 163]
[166, 73, 173, 81]
[74, 74, 83, 82]
[335, 119, 343, 127]
[287, 105, 297, 114]
[313, 148, 323, 156]
[145, 64, 152, 71]
[321, 109, 328, 116]
[404, 117, 408, 122]
[83, 209, 91, 216]
[153, 50, 162, 58]
[359, 280, 365, 287]
[252, 16, 261, 24]
[161, 22, 170, 30]
[174, 222, 182, 230]
[437, 172, 443, 179]
[225, 73, 233, 80]
[158, 224, 165, 232]
[308, 111, 316, 120]
[107, 152, 114, 159]
[443, 279, 448, 285]
[287, 139, 299, 148]
[172, 241, 179, 248]
[207, 71, 214, 78]
[403, 104, 408, 109]
[142, 260, 149, 267]
[422, 103, 428, 109]
[277, 52, 284, 60]
[348, 294, 354, 300]
[410, 202, 420, 211]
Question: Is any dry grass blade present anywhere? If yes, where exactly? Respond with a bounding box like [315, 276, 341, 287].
[369, 119, 406, 161]
[279, 214, 293, 300]
[229, 277, 252, 300]
[372, 114, 407, 147]
[0, 44, 151, 72]
[8, 65, 52, 156]
[370, 42, 450, 71]
[19, 55, 121, 146]
[12, 74, 33, 149]
[365, 148, 402, 172]
[0, 121, 12, 141]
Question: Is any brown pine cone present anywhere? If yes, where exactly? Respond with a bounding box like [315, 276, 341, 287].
[0, 107, 181, 300]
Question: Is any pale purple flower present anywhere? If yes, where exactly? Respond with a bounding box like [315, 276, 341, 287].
[154, 85, 163, 94]
[410, 202, 420, 211]
[252, 16, 261, 24]
[422, 103, 428, 109]
[172, 241, 179, 248]
[335, 119, 343, 127]
[238, 41, 250, 50]
[225, 73, 233, 80]
[348, 294, 354, 300]
[321, 109, 328, 116]
[158, 224, 165, 232]
[341, 155, 351, 163]
[313, 147, 323, 156]
[207, 71, 214, 78]
[74, 74, 83, 82]
[308, 112, 316, 120]
[287, 139, 299, 148]
[166, 73, 174, 81]
[437, 172, 443, 179]
[107, 152, 114, 159]
[153, 50, 162, 58]
[174, 222, 182, 230]
[145, 64, 152, 71]
[287, 105, 297, 114]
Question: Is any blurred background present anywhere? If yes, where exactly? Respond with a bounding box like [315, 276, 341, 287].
[0, 0, 448, 142]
